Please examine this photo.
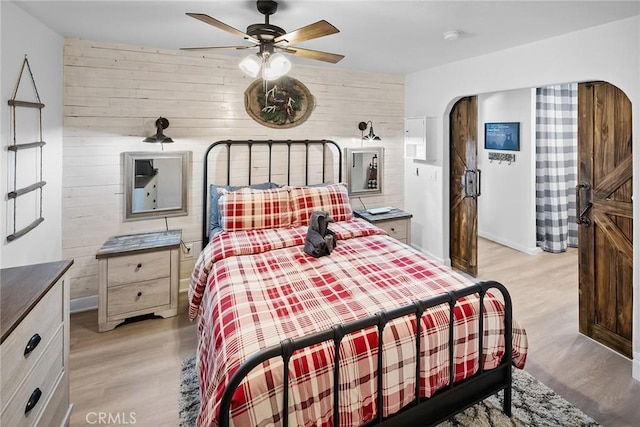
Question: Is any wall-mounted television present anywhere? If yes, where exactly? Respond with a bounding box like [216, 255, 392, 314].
[484, 122, 520, 151]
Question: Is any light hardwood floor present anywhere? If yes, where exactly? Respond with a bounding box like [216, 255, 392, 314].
[476, 238, 640, 427]
[68, 304, 196, 426]
[68, 238, 640, 426]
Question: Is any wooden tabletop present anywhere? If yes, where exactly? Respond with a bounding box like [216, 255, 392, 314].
[96, 229, 182, 259]
[1, 260, 74, 344]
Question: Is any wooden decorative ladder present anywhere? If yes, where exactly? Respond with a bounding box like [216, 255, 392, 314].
[6, 56, 46, 242]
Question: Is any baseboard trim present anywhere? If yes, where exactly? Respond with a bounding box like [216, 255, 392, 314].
[70, 295, 98, 314]
[633, 352, 640, 381]
[180, 278, 190, 293]
[409, 243, 446, 264]
[478, 232, 541, 256]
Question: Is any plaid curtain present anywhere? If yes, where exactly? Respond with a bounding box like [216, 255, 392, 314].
[535, 84, 578, 253]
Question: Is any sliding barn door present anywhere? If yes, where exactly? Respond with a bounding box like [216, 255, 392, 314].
[450, 96, 478, 277]
[578, 81, 633, 358]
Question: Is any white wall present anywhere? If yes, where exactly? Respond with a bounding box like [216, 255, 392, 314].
[404, 16, 640, 380]
[1, 1, 64, 268]
[62, 39, 405, 307]
[477, 89, 538, 255]
[407, 162, 443, 260]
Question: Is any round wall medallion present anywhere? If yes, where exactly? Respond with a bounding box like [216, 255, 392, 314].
[244, 76, 315, 128]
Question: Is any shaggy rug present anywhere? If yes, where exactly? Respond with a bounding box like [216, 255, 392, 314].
[179, 356, 600, 427]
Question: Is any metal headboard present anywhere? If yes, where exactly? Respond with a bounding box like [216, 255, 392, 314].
[202, 139, 343, 246]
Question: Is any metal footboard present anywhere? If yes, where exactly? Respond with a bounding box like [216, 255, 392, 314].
[217, 280, 513, 427]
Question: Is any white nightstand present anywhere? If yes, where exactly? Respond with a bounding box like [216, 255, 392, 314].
[96, 230, 181, 332]
[353, 208, 413, 244]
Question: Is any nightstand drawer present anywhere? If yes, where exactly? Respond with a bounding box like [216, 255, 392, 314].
[353, 209, 412, 245]
[107, 277, 171, 318]
[107, 251, 170, 286]
[0, 284, 62, 402]
[377, 219, 408, 240]
[0, 327, 64, 427]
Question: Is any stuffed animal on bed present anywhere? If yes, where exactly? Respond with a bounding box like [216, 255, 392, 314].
[304, 211, 337, 258]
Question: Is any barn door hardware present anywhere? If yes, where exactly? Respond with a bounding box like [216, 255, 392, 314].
[576, 181, 592, 226]
[462, 169, 481, 199]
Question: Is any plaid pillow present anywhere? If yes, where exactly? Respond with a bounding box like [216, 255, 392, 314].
[218, 187, 292, 231]
[288, 183, 353, 226]
[209, 182, 279, 237]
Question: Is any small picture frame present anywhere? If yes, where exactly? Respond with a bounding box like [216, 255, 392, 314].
[484, 122, 520, 151]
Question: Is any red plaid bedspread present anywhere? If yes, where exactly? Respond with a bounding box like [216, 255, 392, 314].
[188, 219, 528, 427]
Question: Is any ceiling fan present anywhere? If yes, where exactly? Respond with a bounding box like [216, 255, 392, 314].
[181, 0, 344, 79]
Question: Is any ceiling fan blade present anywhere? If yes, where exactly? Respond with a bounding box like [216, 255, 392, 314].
[180, 45, 254, 51]
[186, 13, 260, 44]
[281, 46, 345, 64]
[274, 20, 339, 45]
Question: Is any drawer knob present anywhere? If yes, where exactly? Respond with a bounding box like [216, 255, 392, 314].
[136, 263, 142, 270]
[390, 227, 395, 232]
[25, 387, 42, 414]
[24, 333, 42, 356]
[137, 291, 142, 297]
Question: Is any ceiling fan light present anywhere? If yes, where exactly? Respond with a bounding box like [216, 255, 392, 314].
[263, 53, 291, 80]
[239, 54, 262, 78]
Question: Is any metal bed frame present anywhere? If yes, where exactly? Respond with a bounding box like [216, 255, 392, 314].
[202, 139, 342, 246]
[201, 140, 513, 427]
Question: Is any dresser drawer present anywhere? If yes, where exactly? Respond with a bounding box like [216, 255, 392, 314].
[1, 284, 62, 402]
[377, 219, 408, 241]
[0, 326, 64, 427]
[107, 277, 171, 318]
[107, 251, 170, 286]
[33, 373, 69, 427]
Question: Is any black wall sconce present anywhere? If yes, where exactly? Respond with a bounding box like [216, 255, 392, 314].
[358, 121, 381, 141]
[143, 117, 174, 144]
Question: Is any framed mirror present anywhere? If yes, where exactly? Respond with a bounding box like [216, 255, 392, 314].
[346, 147, 383, 196]
[123, 151, 191, 221]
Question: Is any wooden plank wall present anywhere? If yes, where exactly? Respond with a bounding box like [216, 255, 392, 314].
[62, 38, 405, 301]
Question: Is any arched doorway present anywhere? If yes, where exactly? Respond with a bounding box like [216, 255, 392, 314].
[449, 82, 633, 357]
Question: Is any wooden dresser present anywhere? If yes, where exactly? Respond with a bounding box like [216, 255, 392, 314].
[353, 208, 413, 244]
[96, 230, 181, 332]
[0, 260, 74, 427]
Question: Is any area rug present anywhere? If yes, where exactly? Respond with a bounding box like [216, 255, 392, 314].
[179, 355, 600, 427]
